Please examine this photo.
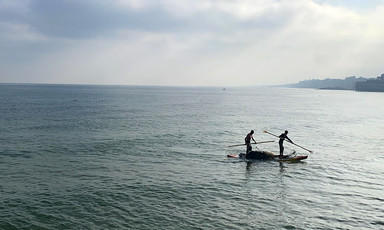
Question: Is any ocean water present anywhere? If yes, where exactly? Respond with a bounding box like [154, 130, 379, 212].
[0, 84, 383, 230]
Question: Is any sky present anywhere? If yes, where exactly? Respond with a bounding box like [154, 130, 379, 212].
[1, 0, 384, 86]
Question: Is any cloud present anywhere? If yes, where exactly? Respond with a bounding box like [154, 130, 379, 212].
[26, 0, 175, 38]
[2, 0, 295, 39]
[1, 0, 384, 86]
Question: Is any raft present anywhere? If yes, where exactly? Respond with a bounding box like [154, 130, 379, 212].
[227, 151, 308, 161]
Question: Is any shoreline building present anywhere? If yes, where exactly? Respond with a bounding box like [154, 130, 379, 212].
[355, 74, 384, 92]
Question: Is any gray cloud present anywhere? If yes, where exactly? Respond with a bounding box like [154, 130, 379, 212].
[27, 0, 182, 38]
[1, 0, 293, 40]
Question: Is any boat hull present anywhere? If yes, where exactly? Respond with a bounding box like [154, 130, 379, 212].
[227, 151, 308, 161]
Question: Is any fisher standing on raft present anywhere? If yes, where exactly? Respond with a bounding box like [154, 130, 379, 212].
[279, 130, 293, 158]
[245, 130, 257, 154]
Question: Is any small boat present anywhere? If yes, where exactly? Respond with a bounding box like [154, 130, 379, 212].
[277, 155, 308, 162]
[227, 151, 307, 162]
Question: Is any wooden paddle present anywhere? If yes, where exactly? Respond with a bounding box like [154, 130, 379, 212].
[227, 140, 275, 148]
[263, 130, 313, 153]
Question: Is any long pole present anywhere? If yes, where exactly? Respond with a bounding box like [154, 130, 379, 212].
[263, 130, 313, 153]
[227, 140, 275, 148]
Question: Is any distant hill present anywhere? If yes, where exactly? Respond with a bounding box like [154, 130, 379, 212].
[283, 76, 369, 90]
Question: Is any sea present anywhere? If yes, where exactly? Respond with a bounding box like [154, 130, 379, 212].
[0, 84, 383, 230]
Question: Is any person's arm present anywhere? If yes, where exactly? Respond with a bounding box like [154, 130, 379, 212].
[286, 137, 293, 143]
[252, 136, 257, 144]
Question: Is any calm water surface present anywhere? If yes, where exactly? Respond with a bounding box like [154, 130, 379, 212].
[0, 84, 383, 229]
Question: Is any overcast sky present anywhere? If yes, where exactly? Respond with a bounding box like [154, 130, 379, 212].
[1, 0, 384, 86]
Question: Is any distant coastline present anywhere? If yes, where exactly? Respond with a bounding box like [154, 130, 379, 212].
[282, 73, 384, 92]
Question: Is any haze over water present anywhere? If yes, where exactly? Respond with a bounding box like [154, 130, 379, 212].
[1, 84, 383, 229]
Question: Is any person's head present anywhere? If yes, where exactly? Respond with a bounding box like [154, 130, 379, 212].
[250, 130, 254, 134]
[285, 130, 288, 134]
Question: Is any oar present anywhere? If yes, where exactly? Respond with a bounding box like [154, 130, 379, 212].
[263, 130, 313, 153]
[227, 140, 274, 148]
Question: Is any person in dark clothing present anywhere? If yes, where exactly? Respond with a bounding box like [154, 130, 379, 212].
[245, 130, 256, 154]
[279, 130, 293, 158]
